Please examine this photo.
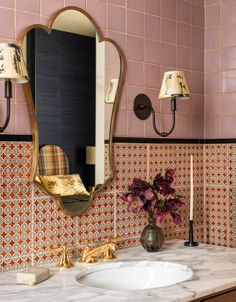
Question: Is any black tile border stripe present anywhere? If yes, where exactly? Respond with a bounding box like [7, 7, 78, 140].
[1, 135, 236, 144]
[0, 135, 32, 142]
[112, 137, 236, 144]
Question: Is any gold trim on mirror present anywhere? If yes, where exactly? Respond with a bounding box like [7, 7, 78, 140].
[17, 6, 126, 217]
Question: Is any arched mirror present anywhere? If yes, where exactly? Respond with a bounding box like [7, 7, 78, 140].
[18, 7, 124, 217]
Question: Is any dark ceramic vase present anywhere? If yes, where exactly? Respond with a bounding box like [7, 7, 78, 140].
[140, 215, 164, 252]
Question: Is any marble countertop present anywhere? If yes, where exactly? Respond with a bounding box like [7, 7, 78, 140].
[1, 240, 236, 302]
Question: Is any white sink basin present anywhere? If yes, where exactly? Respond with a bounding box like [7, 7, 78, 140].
[76, 261, 193, 290]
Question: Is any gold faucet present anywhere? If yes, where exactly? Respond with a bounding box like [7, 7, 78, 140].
[48, 245, 74, 268]
[80, 238, 119, 264]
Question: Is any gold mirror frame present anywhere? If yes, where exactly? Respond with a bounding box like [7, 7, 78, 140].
[17, 6, 125, 217]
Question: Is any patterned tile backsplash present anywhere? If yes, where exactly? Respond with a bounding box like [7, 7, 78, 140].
[0, 141, 235, 272]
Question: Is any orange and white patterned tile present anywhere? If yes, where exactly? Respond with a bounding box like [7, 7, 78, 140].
[0, 142, 33, 200]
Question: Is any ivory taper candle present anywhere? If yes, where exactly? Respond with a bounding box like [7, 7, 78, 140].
[190, 155, 193, 221]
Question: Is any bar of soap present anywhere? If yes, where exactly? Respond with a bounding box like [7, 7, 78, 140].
[17, 267, 50, 286]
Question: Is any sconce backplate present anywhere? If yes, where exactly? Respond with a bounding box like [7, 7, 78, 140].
[134, 94, 152, 120]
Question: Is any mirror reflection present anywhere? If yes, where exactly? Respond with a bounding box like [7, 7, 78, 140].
[23, 8, 122, 216]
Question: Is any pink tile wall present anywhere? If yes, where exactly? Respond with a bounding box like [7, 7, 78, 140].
[0, 0, 204, 138]
[205, 0, 236, 139]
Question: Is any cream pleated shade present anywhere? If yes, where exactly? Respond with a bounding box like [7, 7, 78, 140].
[0, 43, 28, 83]
[159, 71, 190, 100]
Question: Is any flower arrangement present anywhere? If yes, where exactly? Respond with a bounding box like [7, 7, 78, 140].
[121, 169, 184, 225]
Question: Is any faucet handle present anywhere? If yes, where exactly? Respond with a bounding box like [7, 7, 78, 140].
[102, 238, 121, 260]
[48, 245, 74, 269]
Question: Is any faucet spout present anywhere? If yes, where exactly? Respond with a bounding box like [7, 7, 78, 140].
[80, 240, 117, 264]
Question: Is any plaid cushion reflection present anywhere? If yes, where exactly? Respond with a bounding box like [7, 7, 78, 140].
[38, 145, 69, 176]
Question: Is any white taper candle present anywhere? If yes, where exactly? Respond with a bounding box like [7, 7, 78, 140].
[190, 155, 194, 221]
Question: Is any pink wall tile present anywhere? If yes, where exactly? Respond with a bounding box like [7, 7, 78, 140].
[205, 0, 219, 4]
[0, 8, 14, 39]
[41, 0, 64, 16]
[16, 0, 40, 14]
[108, 0, 125, 6]
[192, 4, 204, 27]
[108, 31, 126, 54]
[205, 4, 220, 28]
[15, 84, 26, 103]
[222, 71, 236, 93]
[65, 0, 86, 9]
[192, 26, 204, 49]
[108, 4, 125, 32]
[15, 103, 32, 134]
[177, 46, 192, 70]
[15, 11, 40, 37]
[176, 115, 191, 138]
[127, 111, 145, 137]
[87, 0, 106, 29]
[191, 72, 204, 94]
[205, 50, 219, 73]
[145, 0, 160, 16]
[161, 19, 176, 44]
[177, 98, 191, 115]
[205, 72, 221, 94]
[222, 24, 236, 48]
[144, 63, 160, 89]
[126, 85, 145, 111]
[127, 10, 144, 37]
[204, 116, 221, 138]
[222, 1, 236, 25]
[114, 110, 127, 136]
[161, 0, 176, 20]
[205, 94, 221, 115]
[0, 0, 14, 8]
[222, 93, 236, 115]
[145, 40, 160, 64]
[127, 0, 144, 11]
[222, 116, 236, 138]
[127, 35, 144, 61]
[192, 0, 204, 5]
[145, 15, 160, 41]
[191, 116, 204, 138]
[160, 43, 176, 67]
[221, 47, 236, 70]
[192, 49, 204, 72]
[205, 27, 220, 50]
[177, 1, 190, 23]
[191, 95, 204, 116]
[127, 60, 144, 86]
[177, 23, 191, 47]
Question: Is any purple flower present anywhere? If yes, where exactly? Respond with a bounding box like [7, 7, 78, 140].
[144, 189, 154, 200]
[171, 212, 181, 225]
[154, 212, 165, 223]
[127, 196, 144, 213]
[122, 170, 183, 225]
[165, 169, 176, 183]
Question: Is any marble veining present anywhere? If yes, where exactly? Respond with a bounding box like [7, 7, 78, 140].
[1, 240, 236, 301]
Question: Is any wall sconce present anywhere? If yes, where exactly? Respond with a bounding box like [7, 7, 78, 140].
[0, 43, 29, 133]
[86, 146, 96, 165]
[134, 71, 190, 137]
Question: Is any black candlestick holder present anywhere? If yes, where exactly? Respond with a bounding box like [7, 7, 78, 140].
[184, 220, 198, 247]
